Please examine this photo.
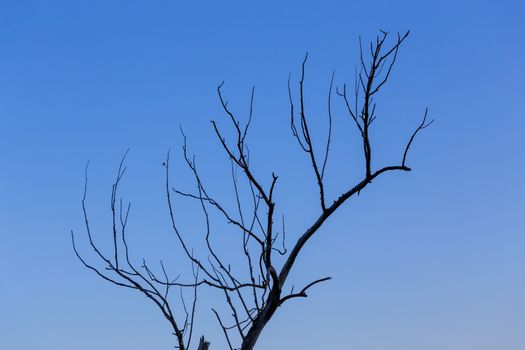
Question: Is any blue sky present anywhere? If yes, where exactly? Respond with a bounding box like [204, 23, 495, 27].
[0, 1, 524, 349]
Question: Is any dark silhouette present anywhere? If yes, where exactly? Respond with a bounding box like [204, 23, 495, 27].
[71, 30, 432, 350]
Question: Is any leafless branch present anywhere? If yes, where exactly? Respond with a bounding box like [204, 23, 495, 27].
[279, 277, 332, 305]
[72, 30, 431, 350]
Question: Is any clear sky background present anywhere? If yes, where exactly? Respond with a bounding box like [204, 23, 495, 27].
[1, 1, 524, 349]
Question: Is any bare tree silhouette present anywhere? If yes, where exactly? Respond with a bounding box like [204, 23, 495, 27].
[71, 30, 432, 350]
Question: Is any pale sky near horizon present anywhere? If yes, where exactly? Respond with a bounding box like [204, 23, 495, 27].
[1, 1, 524, 349]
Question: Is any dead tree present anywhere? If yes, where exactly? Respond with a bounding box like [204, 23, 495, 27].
[71, 30, 432, 350]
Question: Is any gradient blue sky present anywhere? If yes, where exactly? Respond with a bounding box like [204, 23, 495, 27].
[1, 1, 524, 349]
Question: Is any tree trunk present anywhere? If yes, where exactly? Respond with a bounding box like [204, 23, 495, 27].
[240, 298, 279, 350]
[240, 322, 266, 350]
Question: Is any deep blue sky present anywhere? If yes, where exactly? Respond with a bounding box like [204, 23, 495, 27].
[1, 1, 524, 349]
